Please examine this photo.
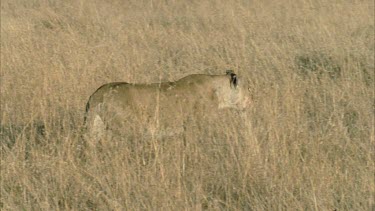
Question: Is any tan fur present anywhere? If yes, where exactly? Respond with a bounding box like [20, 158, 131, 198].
[84, 71, 251, 140]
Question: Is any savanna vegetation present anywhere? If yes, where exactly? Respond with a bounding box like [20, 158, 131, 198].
[1, 0, 374, 210]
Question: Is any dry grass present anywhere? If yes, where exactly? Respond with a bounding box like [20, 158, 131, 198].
[1, 0, 374, 210]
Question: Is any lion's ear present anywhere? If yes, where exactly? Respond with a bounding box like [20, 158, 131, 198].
[229, 72, 238, 89]
[226, 70, 238, 88]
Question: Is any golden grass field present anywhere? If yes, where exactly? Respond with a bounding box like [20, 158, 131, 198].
[1, 0, 374, 210]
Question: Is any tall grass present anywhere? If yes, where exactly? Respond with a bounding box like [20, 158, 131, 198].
[1, 0, 374, 210]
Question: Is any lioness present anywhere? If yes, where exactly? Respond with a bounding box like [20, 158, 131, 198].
[84, 70, 251, 141]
